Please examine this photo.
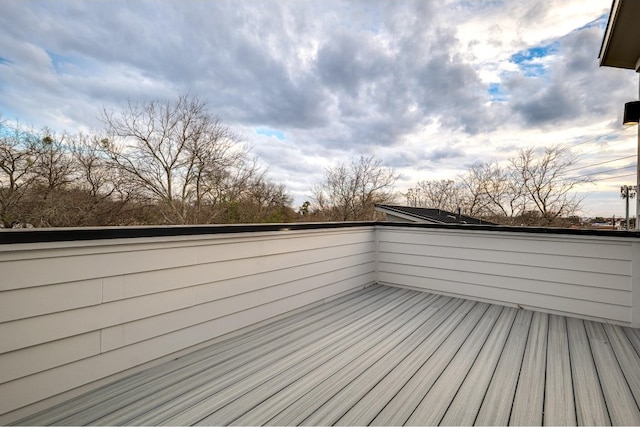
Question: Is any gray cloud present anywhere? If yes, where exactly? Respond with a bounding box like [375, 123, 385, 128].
[0, 0, 631, 215]
[508, 25, 636, 127]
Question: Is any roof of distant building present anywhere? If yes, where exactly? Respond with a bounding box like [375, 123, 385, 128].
[375, 204, 495, 225]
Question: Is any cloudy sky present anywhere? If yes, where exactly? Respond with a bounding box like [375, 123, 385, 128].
[1, 0, 638, 217]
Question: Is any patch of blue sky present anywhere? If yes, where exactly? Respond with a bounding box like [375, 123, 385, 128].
[511, 41, 558, 64]
[510, 41, 558, 78]
[0, 56, 11, 65]
[45, 50, 90, 75]
[256, 127, 285, 140]
[46, 50, 68, 73]
[487, 83, 507, 102]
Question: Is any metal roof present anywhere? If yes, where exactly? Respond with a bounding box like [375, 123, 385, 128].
[376, 204, 494, 225]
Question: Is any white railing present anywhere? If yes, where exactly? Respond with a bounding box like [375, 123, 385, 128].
[0, 222, 639, 423]
[377, 225, 640, 328]
[0, 225, 376, 423]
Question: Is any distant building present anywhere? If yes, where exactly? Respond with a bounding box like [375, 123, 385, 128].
[375, 204, 495, 225]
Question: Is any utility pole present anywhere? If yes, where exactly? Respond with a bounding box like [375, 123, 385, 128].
[621, 185, 637, 230]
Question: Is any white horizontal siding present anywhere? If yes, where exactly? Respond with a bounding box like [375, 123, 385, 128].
[2, 223, 640, 424]
[0, 227, 375, 419]
[377, 226, 635, 326]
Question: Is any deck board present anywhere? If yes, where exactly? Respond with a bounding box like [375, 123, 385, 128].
[474, 309, 533, 426]
[274, 297, 468, 426]
[370, 303, 490, 425]
[585, 320, 640, 425]
[509, 311, 548, 426]
[201, 292, 437, 425]
[567, 316, 611, 426]
[14, 285, 640, 426]
[135, 288, 418, 426]
[406, 304, 504, 425]
[236, 295, 453, 426]
[438, 307, 517, 426]
[544, 314, 576, 426]
[604, 324, 640, 405]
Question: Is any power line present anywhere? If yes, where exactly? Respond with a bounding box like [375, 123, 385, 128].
[564, 154, 637, 174]
[583, 164, 636, 177]
[565, 126, 633, 150]
[593, 172, 637, 182]
[568, 164, 636, 182]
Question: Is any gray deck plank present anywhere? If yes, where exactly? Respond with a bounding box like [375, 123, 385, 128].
[158, 290, 425, 425]
[624, 326, 640, 357]
[233, 295, 455, 426]
[604, 324, 640, 405]
[369, 303, 490, 426]
[438, 307, 518, 426]
[544, 314, 576, 426]
[509, 311, 548, 426]
[585, 320, 640, 425]
[13, 284, 640, 427]
[267, 297, 472, 426]
[201, 293, 439, 425]
[474, 309, 533, 426]
[406, 304, 505, 425]
[24, 285, 391, 426]
[95, 286, 413, 425]
[567, 316, 611, 426]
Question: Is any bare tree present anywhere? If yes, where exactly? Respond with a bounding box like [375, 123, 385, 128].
[405, 179, 464, 212]
[458, 161, 526, 220]
[312, 156, 398, 221]
[31, 129, 76, 198]
[100, 94, 266, 224]
[407, 145, 587, 227]
[510, 146, 586, 225]
[0, 122, 38, 227]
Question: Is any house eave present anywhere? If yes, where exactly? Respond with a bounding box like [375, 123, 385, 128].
[599, 0, 640, 70]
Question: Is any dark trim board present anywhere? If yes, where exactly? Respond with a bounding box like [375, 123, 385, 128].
[2, 221, 640, 245]
[0, 222, 377, 244]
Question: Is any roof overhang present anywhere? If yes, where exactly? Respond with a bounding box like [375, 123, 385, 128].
[599, 0, 640, 70]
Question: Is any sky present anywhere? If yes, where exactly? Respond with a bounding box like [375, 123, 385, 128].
[1, 0, 639, 218]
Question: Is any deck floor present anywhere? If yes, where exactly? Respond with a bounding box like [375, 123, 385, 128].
[17, 285, 640, 426]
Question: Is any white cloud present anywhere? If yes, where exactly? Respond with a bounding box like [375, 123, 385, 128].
[0, 0, 636, 217]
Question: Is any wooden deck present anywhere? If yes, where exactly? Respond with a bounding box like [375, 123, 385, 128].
[16, 285, 640, 426]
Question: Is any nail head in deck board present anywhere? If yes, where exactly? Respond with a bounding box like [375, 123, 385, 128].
[474, 309, 533, 426]
[584, 320, 640, 425]
[567, 316, 611, 426]
[544, 314, 576, 426]
[438, 307, 518, 426]
[406, 304, 504, 425]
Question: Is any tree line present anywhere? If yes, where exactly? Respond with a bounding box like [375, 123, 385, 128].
[404, 146, 587, 226]
[0, 95, 294, 228]
[1, 94, 586, 228]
